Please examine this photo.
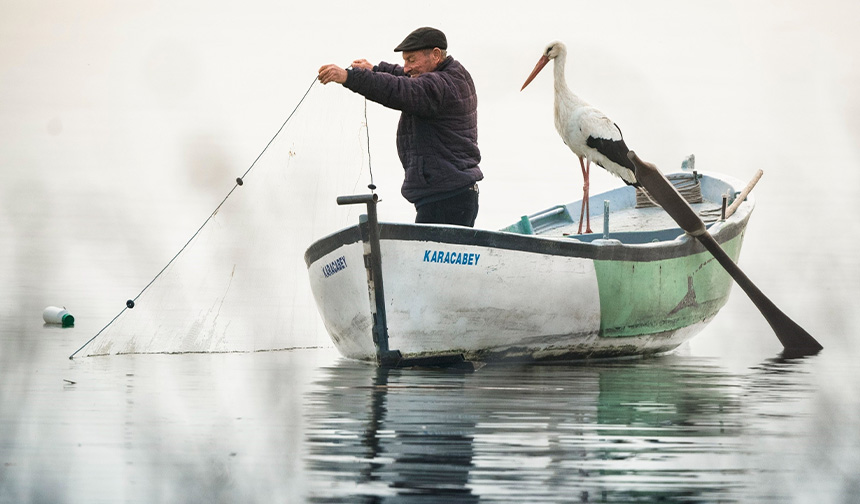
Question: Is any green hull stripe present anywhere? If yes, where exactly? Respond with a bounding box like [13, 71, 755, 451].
[595, 234, 745, 338]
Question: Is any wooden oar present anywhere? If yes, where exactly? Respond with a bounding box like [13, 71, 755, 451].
[726, 169, 763, 219]
[627, 151, 822, 357]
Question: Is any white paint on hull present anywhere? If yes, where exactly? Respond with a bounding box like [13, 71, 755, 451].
[308, 242, 376, 359]
[383, 237, 601, 356]
[308, 233, 602, 361]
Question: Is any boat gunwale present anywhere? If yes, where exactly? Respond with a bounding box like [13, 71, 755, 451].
[304, 210, 751, 267]
[304, 172, 754, 267]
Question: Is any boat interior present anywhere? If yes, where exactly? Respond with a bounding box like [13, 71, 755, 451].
[501, 172, 742, 244]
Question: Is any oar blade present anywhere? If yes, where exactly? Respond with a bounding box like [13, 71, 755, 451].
[768, 313, 823, 358]
[626, 151, 822, 356]
[695, 231, 823, 356]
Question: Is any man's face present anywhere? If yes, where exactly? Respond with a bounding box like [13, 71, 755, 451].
[402, 49, 439, 77]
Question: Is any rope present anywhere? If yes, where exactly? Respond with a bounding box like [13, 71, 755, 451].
[69, 76, 319, 360]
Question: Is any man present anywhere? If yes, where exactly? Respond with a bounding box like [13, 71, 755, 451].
[318, 27, 483, 227]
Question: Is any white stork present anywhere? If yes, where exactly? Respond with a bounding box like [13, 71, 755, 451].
[521, 41, 638, 234]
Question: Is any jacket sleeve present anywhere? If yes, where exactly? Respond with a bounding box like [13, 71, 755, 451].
[344, 67, 447, 118]
[373, 61, 405, 76]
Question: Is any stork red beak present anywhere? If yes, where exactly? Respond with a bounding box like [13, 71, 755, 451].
[521, 55, 550, 91]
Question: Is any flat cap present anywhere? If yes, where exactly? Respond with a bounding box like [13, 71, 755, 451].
[394, 27, 447, 52]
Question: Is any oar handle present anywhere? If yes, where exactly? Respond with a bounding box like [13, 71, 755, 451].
[628, 151, 707, 236]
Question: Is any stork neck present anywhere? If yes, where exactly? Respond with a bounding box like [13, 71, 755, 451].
[553, 55, 584, 106]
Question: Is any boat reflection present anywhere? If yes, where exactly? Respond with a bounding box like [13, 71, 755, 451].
[303, 354, 814, 502]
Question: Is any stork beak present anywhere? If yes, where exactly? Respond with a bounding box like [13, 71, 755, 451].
[521, 55, 550, 91]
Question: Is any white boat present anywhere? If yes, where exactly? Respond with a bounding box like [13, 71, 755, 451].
[304, 170, 754, 366]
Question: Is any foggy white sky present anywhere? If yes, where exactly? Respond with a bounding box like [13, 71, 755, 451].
[3, 1, 859, 215]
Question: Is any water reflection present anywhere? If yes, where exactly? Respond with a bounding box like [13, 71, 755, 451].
[305, 364, 479, 503]
[304, 355, 819, 503]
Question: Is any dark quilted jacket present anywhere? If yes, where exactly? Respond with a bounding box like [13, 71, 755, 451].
[343, 56, 483, 203]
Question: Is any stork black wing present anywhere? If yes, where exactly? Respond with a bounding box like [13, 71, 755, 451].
[586, 124, 637, 185]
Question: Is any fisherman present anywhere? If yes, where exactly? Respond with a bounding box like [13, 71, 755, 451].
[318, 27, 483, 227]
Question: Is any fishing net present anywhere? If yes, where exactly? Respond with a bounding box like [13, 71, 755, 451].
[74, 79, 378, 357]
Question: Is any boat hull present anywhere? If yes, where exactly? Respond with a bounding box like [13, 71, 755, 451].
[305, 194, 751, 363]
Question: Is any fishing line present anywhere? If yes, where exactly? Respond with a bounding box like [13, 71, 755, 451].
[343, 63, 376, 193]
[69, 75, 319, 360]
[364, 98, 376, 192]
[350, 98, 376, 195]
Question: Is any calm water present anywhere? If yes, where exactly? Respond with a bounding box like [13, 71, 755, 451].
[4, 160, 857, 503]
[1, 318, 858, 503]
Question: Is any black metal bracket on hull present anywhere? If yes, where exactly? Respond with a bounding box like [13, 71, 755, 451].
[337, 194, 478, 371]
[336, 194, 402, 367]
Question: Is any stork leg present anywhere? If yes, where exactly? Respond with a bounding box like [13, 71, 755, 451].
[577, 157, 592, 234]
[584, 160, 592, 233]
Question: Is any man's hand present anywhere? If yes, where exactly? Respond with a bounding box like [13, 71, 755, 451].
[351, 59, 373, 71]
[318, 64, 347, 85]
